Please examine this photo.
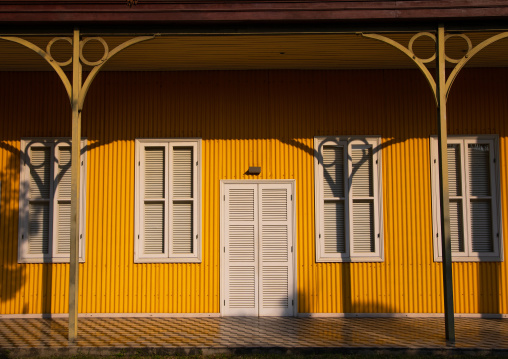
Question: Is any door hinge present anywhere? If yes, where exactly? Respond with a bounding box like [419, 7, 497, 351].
[292, 300, 294, 306]
[291, 195, 293, 200]
[224, 300, 225, 306]
[291, 246, 293, 253]
[224, 195, 225, 201]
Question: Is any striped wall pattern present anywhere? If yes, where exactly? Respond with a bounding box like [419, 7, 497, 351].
[0, 69, 507, 315]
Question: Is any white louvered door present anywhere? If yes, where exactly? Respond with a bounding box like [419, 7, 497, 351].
[223, 183, 259, 316]
[258, 183, 294, 316]
[223, 182, 294, 317]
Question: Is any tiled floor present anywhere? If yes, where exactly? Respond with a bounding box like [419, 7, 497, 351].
[0, 316, 507, 356]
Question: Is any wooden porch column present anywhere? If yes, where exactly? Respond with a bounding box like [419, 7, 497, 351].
[436, 24, 455, 343]
[69, 28, 82, 343]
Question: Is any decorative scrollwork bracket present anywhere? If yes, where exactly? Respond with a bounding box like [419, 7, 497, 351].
[360, 30, 508, 105]
[0, 33, 157, 109]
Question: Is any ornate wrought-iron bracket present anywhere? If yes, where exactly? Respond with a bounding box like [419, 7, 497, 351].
[360, 31, 508, 104]
[0, 34, 156, 108]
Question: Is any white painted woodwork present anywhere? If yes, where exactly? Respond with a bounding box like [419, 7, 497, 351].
[135, 139, 201, 263]
[19, 138, 87, 263]
[259, 184, 293, 316]
[28, 146, 51, 254]
[28, 203, 50, 254]
[55, 146, 71, 255]
[431, 135, 502, 261]
[223, 183, 259, 316]
[350, 145, 375, 255]
[314, 137, 383, 262]
[171, 147, 194, 254]
[222, 182, 294, 316]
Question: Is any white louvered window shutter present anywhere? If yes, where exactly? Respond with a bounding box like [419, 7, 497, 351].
[142, 146, 167, 257]
[135, 139, 201, 263]
[54, 145, 72, 256]
[19, 138, 87, 263]
[170, 144, 196, 256]
[322, 144, 347, 255]
[28, 146, 52, 255]
[447, 143, 466, 254]
[431, 135, 501, 262]
[466, 141, 495, 254]
[349, 142, 377, 257]
[315, 136, 383, 262]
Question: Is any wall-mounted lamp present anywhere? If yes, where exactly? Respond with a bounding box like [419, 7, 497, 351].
[248, 166, 262, 175]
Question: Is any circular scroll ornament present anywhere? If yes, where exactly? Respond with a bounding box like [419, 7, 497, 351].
[46, 37, 73, 67]
[79, 37, 109, 66]
[408, 32, 436, 63]
[444, 34, 472, 63]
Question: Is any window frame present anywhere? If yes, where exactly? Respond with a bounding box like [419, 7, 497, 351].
[430, 134, 503, 262]
[314, 136, 384, 263]
[18, 138, 87, 264]
[134, 138, 202, 263]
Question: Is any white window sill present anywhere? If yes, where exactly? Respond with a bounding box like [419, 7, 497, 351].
[18, 257, 86, 264]
[316, 256, 384, 263]
[134, 257, 202, 264]
[434, 255, 503, 263]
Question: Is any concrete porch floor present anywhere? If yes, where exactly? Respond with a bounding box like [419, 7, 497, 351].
[0, 316, 507, 357]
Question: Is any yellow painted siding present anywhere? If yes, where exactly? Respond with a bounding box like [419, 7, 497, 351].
[0, 69, 507, 314]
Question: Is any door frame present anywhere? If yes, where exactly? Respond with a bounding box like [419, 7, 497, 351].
[220, 179, 297, 317]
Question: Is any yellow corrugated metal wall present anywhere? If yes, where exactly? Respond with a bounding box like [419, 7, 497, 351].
[0, 68, 507, 314]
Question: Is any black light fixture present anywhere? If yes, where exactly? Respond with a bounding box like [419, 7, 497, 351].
[248, 166, 261, 175]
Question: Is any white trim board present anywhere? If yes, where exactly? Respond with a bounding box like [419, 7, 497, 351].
[0, 313, 221, 319]
[298, 313, 508, 319]
[2, 312, 505, 319]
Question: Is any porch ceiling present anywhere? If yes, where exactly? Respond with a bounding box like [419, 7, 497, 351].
[1, 32, 507, 71]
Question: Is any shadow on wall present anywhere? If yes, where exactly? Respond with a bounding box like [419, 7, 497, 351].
[288, 137, 503, 317]
[0, 128, 503, 316]
[0, 141, 73, 314]
[479, 262, 501, 315]
[0, 141, 26, 311]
